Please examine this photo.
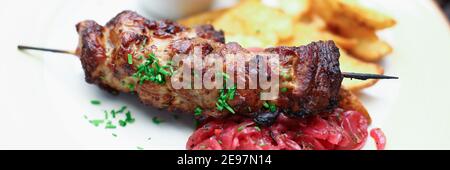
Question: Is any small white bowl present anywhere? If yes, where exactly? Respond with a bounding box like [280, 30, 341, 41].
[139, 0, 214, 19]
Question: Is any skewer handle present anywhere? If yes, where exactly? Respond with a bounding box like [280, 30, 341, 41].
[17, 45, 398, 80]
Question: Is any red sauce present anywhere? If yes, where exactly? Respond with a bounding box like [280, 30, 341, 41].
[370, 128, 386, 150]
[187, 109, 370, 150]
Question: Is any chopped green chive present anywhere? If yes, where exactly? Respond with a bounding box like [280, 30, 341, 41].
[128, 54, 133, 64]
[105, 121, 117, 129]
[263, 101, 277, 112]
[133, 53, 173, 85]
[152, 117, 163, 124]
[223, 104, 235, 114]
[194, 107, 202, 116]
[119, 120, 127, 127]
[263, 101, 270, 109]
[220, 72, 230, 79]
[254, 126, 261, 131]
[216, 85, 236, 114]
[281, 70, 291, 80]
[112, 133, 117, 137]
[89, 119, 104, 127]
[86, 105, 135, 129]
[117, 106, 127, 113]
[104, 110, 109, 120]
[90, 100, 101, 105]
[281, 87, 288, 93]
[237, 125, 246, 132]
[137, 146, 144, 150]
[127, 83, 135, 91]
[125, 111, 135, 123]
[269, 104, 277, 113]
[111, 110, 116, 118]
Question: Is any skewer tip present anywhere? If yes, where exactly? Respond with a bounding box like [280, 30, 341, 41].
[342, 72, 398, 80]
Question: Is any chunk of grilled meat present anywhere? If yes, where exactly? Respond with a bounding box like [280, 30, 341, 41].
[75, 10, 343, 118]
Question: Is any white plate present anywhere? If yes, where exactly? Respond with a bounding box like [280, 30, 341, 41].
[1, 0, 450, 149]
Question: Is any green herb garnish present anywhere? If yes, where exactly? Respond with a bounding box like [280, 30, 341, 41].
[86, 105, 135, 129]
[215, 72, 237, 114]
[281, 70, 291, 80]
[194, 107, 202, 116]
[125, 111, 135, 123]
[112, 133, 117, 137]
[220, 72, 230, 79]
[281, 87, 288, 93]
[152, 117, 163, 124]
[105, 121, 117, 129]
[127, 83, 135, 91]
[237, 125, 246, 132]
[111, 110, 116, 118]
[89, 119, 104, 127]
[119, 120, 127, 127]
[269, 104, 277, 113]
[263, 101, 270, 109]
[263, 101, 277, 112]
[128, 54, 133, 64]
[116, 106, 127, 114]
[90, 100, 101, 105]
[104, 110, 109, 120]
[133, 53, 173, 85]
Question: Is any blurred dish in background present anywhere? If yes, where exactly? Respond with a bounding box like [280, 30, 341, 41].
[139, 0, 214, 19]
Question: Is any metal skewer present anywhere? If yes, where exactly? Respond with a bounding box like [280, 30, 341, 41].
[18, 45, 75, 55]
[341, 72, 398, 80]
[17, 45, 398, 80]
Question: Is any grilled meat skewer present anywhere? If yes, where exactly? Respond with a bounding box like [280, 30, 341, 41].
[74, 10, 343, 119]
[18, 11, 397, 120]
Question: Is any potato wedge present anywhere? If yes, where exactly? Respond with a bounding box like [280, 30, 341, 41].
[312, 0, 395, 30]
[212, 0, 294, 47]
[339, 88, 371, 123]
[338, 0, 396, 30]
[281, 22, 383, 90]
[281, 22, 357, 53]
[350, 37, 393, 62]
[276, 0, 312, 20]
[339, 50, 384, 91]
[330, 22, 393, 62]
[178, 8, 228, 27]
[311, 0, 395, 62]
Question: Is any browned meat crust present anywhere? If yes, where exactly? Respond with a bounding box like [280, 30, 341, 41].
[75, 10, 343, 119]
